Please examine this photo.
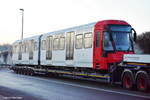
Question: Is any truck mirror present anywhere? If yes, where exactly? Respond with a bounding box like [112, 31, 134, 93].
[134, 31, 137, 42]
[131, 28, 137, 42]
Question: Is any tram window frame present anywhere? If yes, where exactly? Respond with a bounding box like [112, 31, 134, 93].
[75, 34, 83, 49]
[59, 37, 65, 50]
[53, 38, 59, 50]
[96, 31, 100, 48]
[41, 40, 46, 50]
[84, 32, 92, 48]
[34, 42, 38, 51]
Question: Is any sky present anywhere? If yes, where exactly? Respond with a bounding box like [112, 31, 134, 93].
[0, 0, 150, 44]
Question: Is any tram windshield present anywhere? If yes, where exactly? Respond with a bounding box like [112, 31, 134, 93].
[104, 25, 133, 51]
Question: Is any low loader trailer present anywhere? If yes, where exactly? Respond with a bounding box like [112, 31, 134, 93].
[12, 54, 150, 92]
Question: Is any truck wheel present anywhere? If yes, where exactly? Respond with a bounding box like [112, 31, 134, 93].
[136, 71, 149, 92]
[122, 72, 134, 90]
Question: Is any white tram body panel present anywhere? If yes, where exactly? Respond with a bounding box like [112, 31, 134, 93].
[12, 22, 96, 68]
[40, 22, 96, 68]
[12, 35, 41, 65]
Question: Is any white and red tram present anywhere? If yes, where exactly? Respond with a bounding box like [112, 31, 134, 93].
[13, 20, 135, 69]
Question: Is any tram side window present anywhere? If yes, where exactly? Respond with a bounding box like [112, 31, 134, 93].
[16, 45, 19, 53]
[19, 43, 22, 53]
[29, 40, 34, 52]
[32, 40, 35, 51]
[53, 38, 59, 50]
[96, 32, 100, 47]
[84, 32, 92, 48]
[41, 40, 46, 50]
[13, 45, 17, 53]
[75, 34, 83, 49]
[22, 43, 24, 53]
[26, 42, 29, 52]
[46, 37, 50, 51]
[25, 42, 28, 52]
[12, 46, 14, 53]
[12, 46, 15, 53]
[34, 42, 38, 51]
[59, 37, 65, 50]
[21, 42, 26, 53]
[23, 43, 26, 53]
[21, 44, 24, 53]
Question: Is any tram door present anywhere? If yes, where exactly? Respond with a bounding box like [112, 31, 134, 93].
[66, 32, 74, 61]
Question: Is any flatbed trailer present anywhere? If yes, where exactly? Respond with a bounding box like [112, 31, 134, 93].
[12, 65, 111, 81]
[11, 54, 150, 92]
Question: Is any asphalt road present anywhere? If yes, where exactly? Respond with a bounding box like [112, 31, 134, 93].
[0, 68, 150, 100]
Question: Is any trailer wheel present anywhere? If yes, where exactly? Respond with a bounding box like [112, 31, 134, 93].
[20, 69, 23, 74]
[18, 68, 21, 74]
[17, 69, 20, 74]
[16, 69, 19, 74]
[122, 72, 134, 90]
[27, 69, 31, 75]
[21, 69, 23, 74]
[23, 69, 26, 75]
[25, 69, 28, 75]
[14, 69, 16, 73]
[136, 71, 149, 92]
[29, 69, 34, 76]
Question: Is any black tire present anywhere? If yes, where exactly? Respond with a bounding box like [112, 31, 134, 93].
[18, 69, 21, 74]
[13, 69, 17, 73]
[23, 69, 25, 75]
[20, 69, 23, 74]
[19, 69, 21, 74]
[25, 69, 28, 75]
[15, 69, 19, 74]
[17, 69, 20, 74]
[26, 69, 30, 75]
[29, 70, 34, 76]
[136, 71, 149, 92]
[122, 72, 134, 90]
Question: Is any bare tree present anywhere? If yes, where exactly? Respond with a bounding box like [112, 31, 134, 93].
[137, 32, 150, 54]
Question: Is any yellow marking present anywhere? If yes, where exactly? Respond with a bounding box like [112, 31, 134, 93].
[127, 63, 147, 66]
[47, 70, 110, 78]
[89, 75, 110, 78]
[76, 73, 87, 76]
[48, 70, 56, 72]
[59, 71, 72, 74]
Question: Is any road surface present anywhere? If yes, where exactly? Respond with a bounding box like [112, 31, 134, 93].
[0, 68, 149, 100]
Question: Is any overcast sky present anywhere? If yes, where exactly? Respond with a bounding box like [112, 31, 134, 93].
[0, 0, 150, 44]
